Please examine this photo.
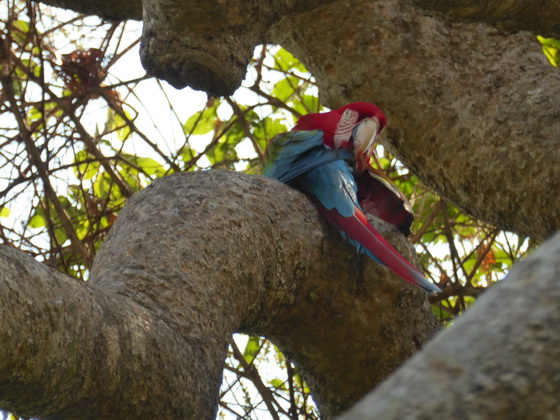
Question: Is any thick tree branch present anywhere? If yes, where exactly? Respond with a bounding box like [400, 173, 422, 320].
[139, 0, 334, 95]
[338, 231, 560, 420]
[403, 0, 560, 39]
[140, 0, 560, 239]
[34, 0, 560, 39]
[37, 0, 142, 21]
[0, 246, 202, 418]
[0, 171, 439, 418]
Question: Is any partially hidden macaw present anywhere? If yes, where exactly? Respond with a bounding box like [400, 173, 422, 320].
[263, 102, 441, 294]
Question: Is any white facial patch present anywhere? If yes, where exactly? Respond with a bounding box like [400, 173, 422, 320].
[354, 118, 380, 156]
[334, 109, 359, 148]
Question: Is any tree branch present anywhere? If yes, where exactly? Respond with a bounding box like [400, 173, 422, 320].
[0, 171, 439, 418]
[338, 231, 560, 420]
[30, 0, 560, 239]
[403, 0, 560, 38]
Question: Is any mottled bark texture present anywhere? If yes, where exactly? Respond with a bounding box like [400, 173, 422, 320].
[0, 171, 439, 419]
[36, 0, 560, 40]
[338, 231, 560, 420]
[38, 0, 142, 21]
[140, 0, 334, 95]
[268, 0, 560, 242]
[404, 0, 560, 38]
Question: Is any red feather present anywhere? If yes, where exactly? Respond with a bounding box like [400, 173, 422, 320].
[356, 168, 414, 237]
[315, 200, 439, 294]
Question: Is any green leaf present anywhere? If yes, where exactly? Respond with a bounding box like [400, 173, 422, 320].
[183, 100, 221, 135]
[53, 225, 68, 244]
[242, 335, 261, 365]
[119, 168, 141, 192]
[29, 207, 47, 228]
[0, 207, 10, 218]
[13, 19, 30, 34]
[271, 76, 300, 102]
[75, 218, 91, 241]
[73, 150, 100, 180]
[537, 36, 560, 67]
[27, 106, 43, 123]
[273, 48, 308, 73]
[12, 20, 30, 45]
[179, 145, 195, 164]
[135, 156, 166, 177]
[291, 94, 321, 116]
[269, 378, 287, 390]
[119, 153, 166, 178]
[106, 108, 133, 141]
[93, 172, 113, 200]
[252, 117, 287, 151]
[33, 62, 42, 78]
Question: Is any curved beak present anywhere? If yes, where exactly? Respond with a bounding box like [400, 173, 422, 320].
[353, 117, 380, 172]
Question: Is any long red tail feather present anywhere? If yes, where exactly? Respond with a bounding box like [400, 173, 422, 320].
[318, 203, 440, 294]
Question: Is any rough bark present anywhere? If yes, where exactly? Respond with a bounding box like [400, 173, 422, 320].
[139, 0, 334, 96]
[38, 0, 142, 21]
[0, 246, 198, 418]
[0, 171, 439, 419]
[404, 0, 560, 38]
[35, 0, 560, 39]
[337, 231, 560, 420]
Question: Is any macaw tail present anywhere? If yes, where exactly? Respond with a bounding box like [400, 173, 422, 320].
[316, 201, 441, 294]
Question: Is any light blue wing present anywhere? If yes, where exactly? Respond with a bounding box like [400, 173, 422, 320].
[293, 160, 359, 218]
[263, 130, 353, 183]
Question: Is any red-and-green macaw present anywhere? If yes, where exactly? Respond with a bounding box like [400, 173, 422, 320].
[263, 102, 440, 294]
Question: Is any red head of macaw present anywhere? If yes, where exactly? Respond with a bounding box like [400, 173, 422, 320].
[293, 102, 387, 172]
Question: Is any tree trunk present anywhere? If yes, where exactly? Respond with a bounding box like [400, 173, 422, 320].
[0, 171, 439, 418]
[338, 231, 560, 420]
[10, 0, 560, 417]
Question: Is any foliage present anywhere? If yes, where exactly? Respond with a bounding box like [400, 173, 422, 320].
[0, 1, 537, 418]
[537, 36, 560, 67]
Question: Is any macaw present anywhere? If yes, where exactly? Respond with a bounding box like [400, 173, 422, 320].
[263, 102, 440, 294]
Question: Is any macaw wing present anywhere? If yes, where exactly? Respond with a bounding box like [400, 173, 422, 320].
[293, 159, 359, 218]
[356, 168, 414, 236]
[263, 130, 353, 183]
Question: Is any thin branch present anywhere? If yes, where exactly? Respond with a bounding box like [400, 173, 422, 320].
[0, 60, 92, 267]
[230, 340, 285, 420]
[225, 97, 264, 160]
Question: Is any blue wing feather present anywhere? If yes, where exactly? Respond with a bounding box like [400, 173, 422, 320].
[262, 122, 440, 294]
[295, 162, 383, 263]
[294, 160, 358, 217]
[264, 130, 353, 183]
